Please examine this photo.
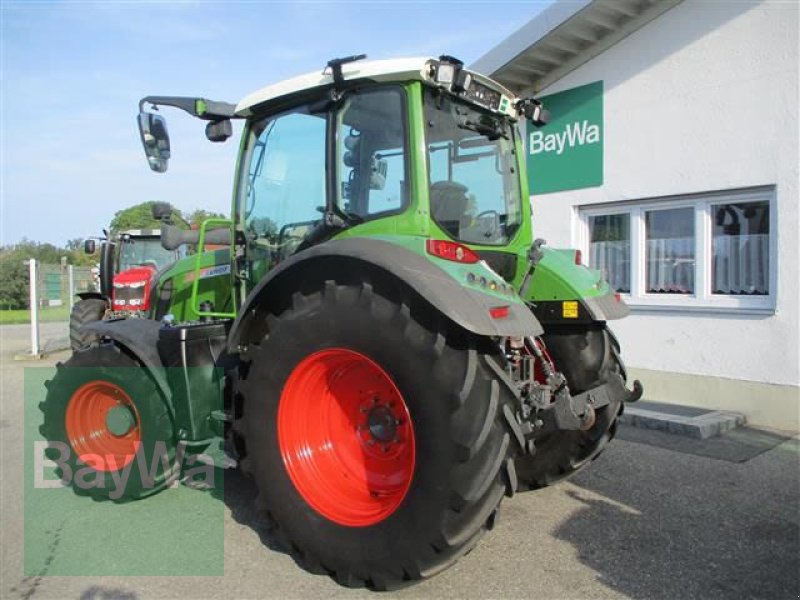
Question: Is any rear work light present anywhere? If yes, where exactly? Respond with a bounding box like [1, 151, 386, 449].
[426, 239, 480, 264]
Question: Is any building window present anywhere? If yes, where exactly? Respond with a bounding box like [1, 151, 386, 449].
[711, 201, 770, 295]
[588, 213, 630, 293]
[579, 187, 774, 312]
[645, 207, 695, 295]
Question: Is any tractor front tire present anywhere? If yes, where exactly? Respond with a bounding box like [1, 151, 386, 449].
[515, 325, 625, 490]
[40, 344, 178, 501]
[69, 298, 108, 351]
[236, 280, 521, 589]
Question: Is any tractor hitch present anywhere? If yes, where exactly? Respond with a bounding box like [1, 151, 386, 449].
[506, 336, 643, 443]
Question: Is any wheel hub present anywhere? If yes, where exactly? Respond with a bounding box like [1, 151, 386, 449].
[367, 404, 397, 442]
[106, 405, 136, 436]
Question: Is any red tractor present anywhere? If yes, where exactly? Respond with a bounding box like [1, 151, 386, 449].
[71, 228, 183, 349]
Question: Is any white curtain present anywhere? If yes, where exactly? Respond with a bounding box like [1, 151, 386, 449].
[590, 241, 630, 293]
[646, 237, 695, 294]
[712, 233, 769, 295]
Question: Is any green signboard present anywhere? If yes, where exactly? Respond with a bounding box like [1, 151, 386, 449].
[527, 80, 603, 195]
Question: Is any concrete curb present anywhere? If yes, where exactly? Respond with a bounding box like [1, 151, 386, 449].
[620, 403, 746, 439]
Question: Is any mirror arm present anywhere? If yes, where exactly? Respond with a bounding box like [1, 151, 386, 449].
[138, 96, 239, 121]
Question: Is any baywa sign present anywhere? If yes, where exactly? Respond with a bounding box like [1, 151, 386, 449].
[527, 80, 603, 195]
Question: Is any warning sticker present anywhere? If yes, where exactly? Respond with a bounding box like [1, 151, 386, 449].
[562, 301, 579, 319]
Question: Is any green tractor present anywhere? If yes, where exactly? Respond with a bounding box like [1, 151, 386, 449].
[42, 55, 641, 588]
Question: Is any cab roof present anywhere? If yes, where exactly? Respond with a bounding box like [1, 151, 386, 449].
[235, 57, 518, 117]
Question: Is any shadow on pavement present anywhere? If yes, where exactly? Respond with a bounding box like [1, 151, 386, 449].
[218, 466, 311, 562]
[552, 434, 800, 600]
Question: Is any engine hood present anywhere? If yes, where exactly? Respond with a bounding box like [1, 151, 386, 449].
[114, 265, 156, 285]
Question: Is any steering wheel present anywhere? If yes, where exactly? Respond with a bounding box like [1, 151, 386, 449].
[474, 210, 500, 239]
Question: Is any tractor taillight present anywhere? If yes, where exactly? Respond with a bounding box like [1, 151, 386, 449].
[426, 239, 479, 264]
[575, 250, 583, 265]
[489, 306, 509, 320]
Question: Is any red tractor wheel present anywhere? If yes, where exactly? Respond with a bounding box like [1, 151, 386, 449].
[236, 279, 521, 589]
[40, 344, 177, 500]
[278, 348, 415, 527]
[65, 380, 141, 471]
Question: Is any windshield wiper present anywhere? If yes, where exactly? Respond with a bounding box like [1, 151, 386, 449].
[458, 117, 508, 141]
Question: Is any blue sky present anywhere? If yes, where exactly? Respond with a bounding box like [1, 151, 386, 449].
[1, 1, 549, 246]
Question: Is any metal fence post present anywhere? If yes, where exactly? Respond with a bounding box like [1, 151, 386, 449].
[29, 258, 40, 357]
[68, 264, 75, 312]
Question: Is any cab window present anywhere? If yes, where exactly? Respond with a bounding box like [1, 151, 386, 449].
[336, 88, 408, 219]
[242, 108, 327, 279]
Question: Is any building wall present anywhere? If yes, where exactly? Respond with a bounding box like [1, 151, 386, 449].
[522, 1, 799, 426]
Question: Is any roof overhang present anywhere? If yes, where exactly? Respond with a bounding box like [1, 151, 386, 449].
[471, 0, 684, 94]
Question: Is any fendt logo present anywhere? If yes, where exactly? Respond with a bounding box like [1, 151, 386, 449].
[529, 119, 601, 156]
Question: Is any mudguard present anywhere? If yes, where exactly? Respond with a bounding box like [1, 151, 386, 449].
[228, 237, 543, 352]
[81, 319, 174, 420]
[523, 247, 630, 325]
[76, 291, 106, 302]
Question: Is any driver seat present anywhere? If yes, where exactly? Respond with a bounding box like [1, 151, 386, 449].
[430, 181, 470, 237]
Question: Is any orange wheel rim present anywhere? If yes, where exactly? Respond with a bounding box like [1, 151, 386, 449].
[65, 380, 141, 471]
[278, 348, 415, 527]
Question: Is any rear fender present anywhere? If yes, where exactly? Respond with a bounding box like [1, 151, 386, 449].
[523, 247, 629, 324]
[76, 291, 107, 303]
[228, 237, 543, 352]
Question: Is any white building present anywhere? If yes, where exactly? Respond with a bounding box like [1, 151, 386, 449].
[474, 0, 799, 430]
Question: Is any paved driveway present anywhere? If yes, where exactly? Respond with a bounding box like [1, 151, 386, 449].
[1, 323, 798, 599]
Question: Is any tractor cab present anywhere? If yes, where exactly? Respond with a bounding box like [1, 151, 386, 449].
[136, 56, 550, 310]
[112, 230, 183, 314]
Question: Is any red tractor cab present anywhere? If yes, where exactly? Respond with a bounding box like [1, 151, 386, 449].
[111, 230, 183, 315]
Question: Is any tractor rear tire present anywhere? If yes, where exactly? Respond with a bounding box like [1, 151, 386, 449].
[235, 280, 521, 589]
[69, 298, 108, 351]
[39, 344, 178, 501]
[515, 325, 625, 490]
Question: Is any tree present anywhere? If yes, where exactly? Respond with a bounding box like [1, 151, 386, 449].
[0, 253, 30, 310]
[109, 201, 186, 233]
[185, 209, 227, 228]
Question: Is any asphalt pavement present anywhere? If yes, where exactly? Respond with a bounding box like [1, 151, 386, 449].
[1, 323, 798, 599]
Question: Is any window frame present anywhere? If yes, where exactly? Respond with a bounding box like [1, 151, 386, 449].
[333, 85, 411, 223]
[422, 86, 524, 248]
[577, 186, 777, 313]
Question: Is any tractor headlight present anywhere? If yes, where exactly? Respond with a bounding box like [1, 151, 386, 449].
[435, 62, 455, 85]
[433, 55, 465, 88]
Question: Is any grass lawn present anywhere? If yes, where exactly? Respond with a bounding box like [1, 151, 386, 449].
[0, 306, 70, 325]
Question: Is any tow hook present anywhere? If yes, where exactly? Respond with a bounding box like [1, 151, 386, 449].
[579, 404, 596, 431]
[625, 380, 644, 403]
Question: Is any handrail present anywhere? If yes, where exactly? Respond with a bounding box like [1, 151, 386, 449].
[190, 218, 237, 319]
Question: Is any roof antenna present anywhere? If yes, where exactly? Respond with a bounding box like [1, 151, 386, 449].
[326, 54, 367, 88]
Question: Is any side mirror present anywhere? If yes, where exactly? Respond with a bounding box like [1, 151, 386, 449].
[516, 98, 550, 128]
[205, 119, 232, 143]
[84, 239, 96, 254]
[152, 201, 173, 221]
[137, 112, 171, 173]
